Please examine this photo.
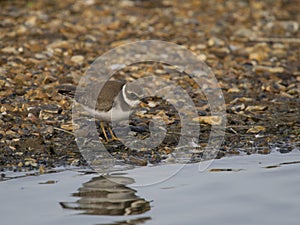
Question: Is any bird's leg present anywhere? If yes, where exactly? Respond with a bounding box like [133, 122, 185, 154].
[108, 127, 118, 141]
[100, 122, 109, 142]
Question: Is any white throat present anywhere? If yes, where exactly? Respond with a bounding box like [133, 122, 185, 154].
[122, 85, 139, 107]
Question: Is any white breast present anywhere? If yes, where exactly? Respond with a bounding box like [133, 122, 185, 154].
[81, 103, 131, 122]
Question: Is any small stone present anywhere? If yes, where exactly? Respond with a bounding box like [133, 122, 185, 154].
[34, 53, 47, 59]
[197, 54, 207, 61]
[280, 91, 294, 98]
[15, 152, 23, 156]
[40, 104, 62, 114]
[25, 16, 37, 26]
[71, 55, 84, 64]
[245, 105, 268, 111]
[254, 66, 284, 73]
[128, 156, 147, 166]
[234, 28, 256, 39]
[258, 148, 271, 154]
[39, 180, 57, 184]
[208, 37, 225, 46]
[1, 46, 17, 54]
[227, 87, 240, 93]
[61, 123, 74, 131]
[247, 126, 266, 134]
[165, 154, 176, 163]
[39, 165, 45, 174]
[148, 101, 157, 108]
[192, 116, 223, 125]
[249, 52, 268, 61]
[70, 159, 80, 166]
[0, 173, 5, 181]
[231, 104, 246, 113]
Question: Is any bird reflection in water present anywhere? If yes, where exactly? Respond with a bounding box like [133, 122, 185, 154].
[60, 175, 151, 216]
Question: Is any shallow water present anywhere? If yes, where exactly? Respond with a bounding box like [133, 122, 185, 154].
[1, 151, 300, 225]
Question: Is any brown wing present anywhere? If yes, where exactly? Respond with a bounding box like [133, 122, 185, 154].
[56, 81, 125, 112]
[95, 80, 125, 112]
